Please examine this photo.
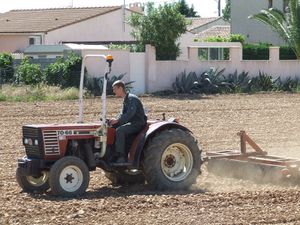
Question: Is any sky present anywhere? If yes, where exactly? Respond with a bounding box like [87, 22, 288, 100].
[0, 0, 226, 17]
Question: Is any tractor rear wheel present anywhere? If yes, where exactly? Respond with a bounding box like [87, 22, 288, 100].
[142, 128, 202, 190]
[105, 169, 145, 186]
[49, 156, 89, 197]
[16, 168, 50, 193]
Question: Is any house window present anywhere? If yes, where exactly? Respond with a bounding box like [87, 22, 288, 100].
[198, 48, 229, 60]
[268, 0, 273, 8]
[29, 36, 42, 45]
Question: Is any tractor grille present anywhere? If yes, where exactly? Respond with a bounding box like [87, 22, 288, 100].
[43, 130, 60, 155]
[22, 126, 43, 158]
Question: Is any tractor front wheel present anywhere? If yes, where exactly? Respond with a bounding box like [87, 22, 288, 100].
[49, 156, 89, 197]
[16, 168, 50, 193]
[143, 129, 202, 190]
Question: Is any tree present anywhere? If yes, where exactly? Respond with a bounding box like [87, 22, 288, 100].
[222, 0, 231, 21]
[249, 0, 300, 58]
[128, 3, 187, 60]
[176, 0, 199, 17]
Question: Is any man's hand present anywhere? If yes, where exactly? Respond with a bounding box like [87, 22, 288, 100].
[109, 119, 119, 126]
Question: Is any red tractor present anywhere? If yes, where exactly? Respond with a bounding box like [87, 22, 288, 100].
[16, 55, 202, 197]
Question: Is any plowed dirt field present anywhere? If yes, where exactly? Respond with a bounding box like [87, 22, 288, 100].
[1, 93, 300, 225]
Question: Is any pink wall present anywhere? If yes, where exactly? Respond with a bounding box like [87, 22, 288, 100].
[144, 44, 300, 93]
[0, 35, 29, 53]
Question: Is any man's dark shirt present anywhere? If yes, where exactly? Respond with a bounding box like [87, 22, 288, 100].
[117, 93, 146, 126]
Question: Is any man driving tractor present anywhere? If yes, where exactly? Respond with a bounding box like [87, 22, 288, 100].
[109, 80, 147, 164]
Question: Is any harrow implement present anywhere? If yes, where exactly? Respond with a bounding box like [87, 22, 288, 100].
[205, 131, 300, 184]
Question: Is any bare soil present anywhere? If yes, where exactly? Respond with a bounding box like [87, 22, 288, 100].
[1, 93, 300, 225]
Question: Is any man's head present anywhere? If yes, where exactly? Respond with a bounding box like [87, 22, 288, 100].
[112, 80, 126, 97]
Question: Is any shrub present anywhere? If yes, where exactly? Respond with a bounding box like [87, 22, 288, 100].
[63, 53, 82, 87]
[248, 71, 276, 92]
[203, 34, 245, 44]
[173, 68, 229, 94]
[243, 44, 270, 60]
[196, 68, 229, 94]
[274, 77, 299, 92]
[44, 57, 68, 86]
[280, 46, 297, 60]
[204, 36, 227, 42]
[0, 53, 14, 84]
[228, 34, 245, 44]
[226, 70, 250, 93]
[172, 70, 198, 94]
[172, 69, 300, 94]
[14, 57, 44, 85]
[43, 53, 82, 88]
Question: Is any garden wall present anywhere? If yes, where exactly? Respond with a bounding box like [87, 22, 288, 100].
[21, 43, 299, 94]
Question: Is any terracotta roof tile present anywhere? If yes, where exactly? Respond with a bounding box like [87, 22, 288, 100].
[186, 17, 220, 31]
[195, 25, 231, 40]
[0, 6, 121, 33]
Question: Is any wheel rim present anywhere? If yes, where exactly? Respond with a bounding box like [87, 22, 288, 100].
[59, 165, 83, 192]
[27, 171, 49, 187]
[161, 143, 193, 182]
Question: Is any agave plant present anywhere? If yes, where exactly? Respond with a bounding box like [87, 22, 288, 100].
[172, 70, 198, 94]
[85, 73, 134, 96]
[249, 0, 300, 59]
[274, 76, 299, 92]
[248, 71, 277, 92]
[196, 67, 229, 94]
[226, 70, 250, 93]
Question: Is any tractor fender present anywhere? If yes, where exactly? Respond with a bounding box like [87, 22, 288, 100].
[131, 121, 191, 168]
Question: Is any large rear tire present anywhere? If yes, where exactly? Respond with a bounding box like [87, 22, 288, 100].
[142, 128, 202, 190]
[105, 170, 145, 186]
[16, 168, 50, 193]
[49, 156, 89, 197]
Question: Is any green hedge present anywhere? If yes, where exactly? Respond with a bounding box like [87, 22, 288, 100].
[0, 53, 14, 84]
[280, 46, 297, 60]
[8, 53, 82, 87]
[242, 44, 270, 60]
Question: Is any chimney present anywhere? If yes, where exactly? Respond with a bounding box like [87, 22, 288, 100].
[129, 2, 143, 13]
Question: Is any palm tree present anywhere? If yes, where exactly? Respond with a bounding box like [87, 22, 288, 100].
[249, 0, 300, 59]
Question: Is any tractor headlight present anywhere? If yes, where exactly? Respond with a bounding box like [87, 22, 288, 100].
[28, 138, 33, 146]
[24, 138, 29, 145]
[23, 138, 37, 146]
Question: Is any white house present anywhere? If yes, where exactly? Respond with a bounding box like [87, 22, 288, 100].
[231, 0, 287, 45]
[0, 6, 138, 53]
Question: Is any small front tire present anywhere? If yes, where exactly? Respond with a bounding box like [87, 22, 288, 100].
[16, 168, 50, 193]
[49, 156, 89, 197]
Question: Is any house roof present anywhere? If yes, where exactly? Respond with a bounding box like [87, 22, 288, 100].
[24, 45, 71, 54]
[24, 44, 108, 54]
[0, 6, 121, 33]
[195, 25, 231, 40]
[187, 17, 221, 31]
